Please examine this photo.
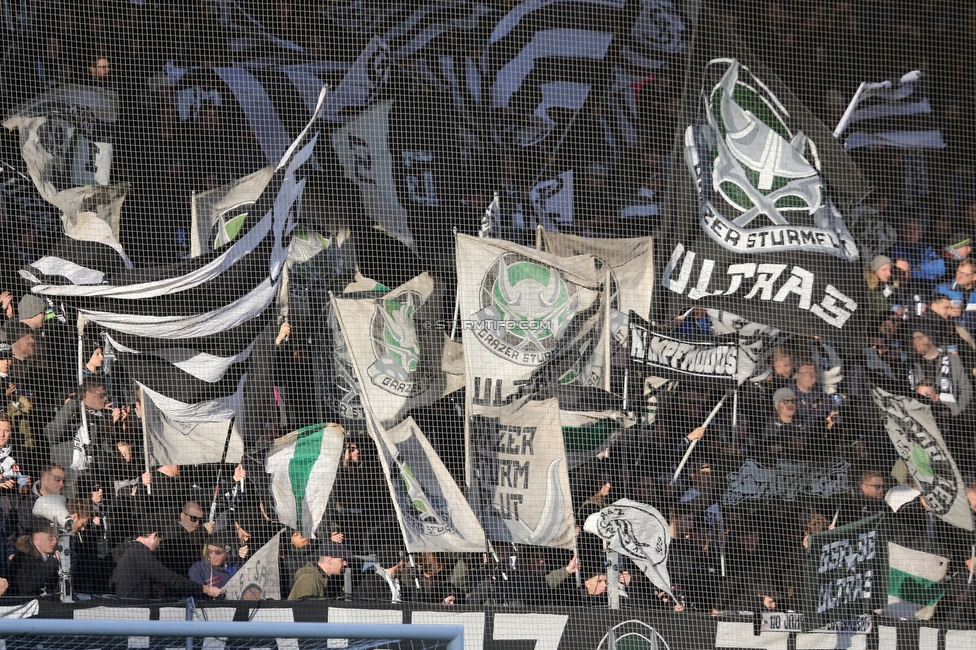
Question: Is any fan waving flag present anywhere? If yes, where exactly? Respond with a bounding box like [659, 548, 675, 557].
[19, 87, 329, 421]
[834, 71, 946, 151]
[659, 1, 869, 341]
[583, 499, 673, 597]
[266, 424, 346, 539]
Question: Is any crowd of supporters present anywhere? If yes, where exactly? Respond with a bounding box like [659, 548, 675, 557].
[0, 0, 974, 624]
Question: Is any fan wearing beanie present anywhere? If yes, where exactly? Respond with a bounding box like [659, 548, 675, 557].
[865, 254, 905, 317]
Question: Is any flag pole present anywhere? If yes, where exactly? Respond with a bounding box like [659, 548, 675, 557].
[450, 227, 461, 341]
[603, 271, 611, 393]
[621, 369, 628, 412]
[833, 79, 895, 138]
[669, 391, 730, 486]
[139, 386, 152, 495]
[209, 418, 237, 524]
[463, 387, 472, 488]
[77, 313, 90, 479]
[968, 544, 974, 585]
[731, 388, 738, 454]
[485, 540, 508, 582]
[572, 543, 581, 588]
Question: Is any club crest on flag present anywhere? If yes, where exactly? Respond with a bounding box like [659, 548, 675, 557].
[871, 386, 973, 530]
[366, 289, 427, 398]
[473, 253, 581, 366]
[590, 502, 668, 568]
[686, 59, 859, 260]
[394, 457, 455, 539]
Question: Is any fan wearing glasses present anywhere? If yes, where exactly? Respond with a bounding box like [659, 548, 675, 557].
[158, 501, 209, 577]
[836, 471, 891, 527]
[189, 534, 236, 594]
[761, 387, 810, 461]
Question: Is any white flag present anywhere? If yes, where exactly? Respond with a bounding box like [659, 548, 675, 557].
[332, 273, 447, 427]
[584, 498, 673, 596]
[365, 409, 485, 553]
[469, 398, 576, 549]
[266, 423, 345, 538]
[456, 234, 603, 410]
[223, 531, 283, 600]
[3, 85, 131, 267]
[142, 395, 243, 466]
[871, 386, 974, 531]
[540, 232, 654, 387]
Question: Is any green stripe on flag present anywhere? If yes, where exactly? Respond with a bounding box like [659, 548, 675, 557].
[289, 424, 325, 532]
[889, 567, 945, 607]
[562, 419, 617, 452]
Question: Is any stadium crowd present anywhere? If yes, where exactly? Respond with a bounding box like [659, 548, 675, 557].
[0, 0, 974, 625]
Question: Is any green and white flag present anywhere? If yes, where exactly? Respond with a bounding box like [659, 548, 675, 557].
[456, 234, 603, 410]
[886, 542, 948, 620]
[469, 398, 576, 549]
[871, 386, 974, 531]
[332, 273, 448, 427]
[188, 166, 274, 257]
[223, 531, 283, 600]
[539, 232, 654, 389]
[365, 408, 486, 553]
[265, 423, 346, 538]
[560, 408, 633, 470]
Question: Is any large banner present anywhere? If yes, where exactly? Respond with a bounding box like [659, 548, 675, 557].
[469, 398, 576, 549]
[30, 598, 968, 650]
[871, 386, 974, 531]
[723, 457, 852, 506]
[659, 2, 869, 339]
[802, 513, 888, 631]
[456, 234, 603, 409]
[629, 312, 779, 385]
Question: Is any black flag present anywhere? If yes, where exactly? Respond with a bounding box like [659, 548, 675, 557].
[657, 2, 869, 340]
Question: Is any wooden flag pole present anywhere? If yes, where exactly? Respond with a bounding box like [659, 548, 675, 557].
[669, 391, 730, 486]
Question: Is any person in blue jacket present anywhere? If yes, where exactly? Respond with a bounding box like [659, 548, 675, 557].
[889, 218, 946, 292]
[937, 257, 976, 333]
